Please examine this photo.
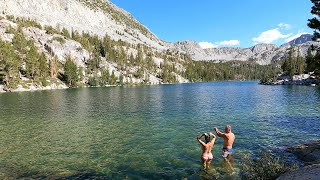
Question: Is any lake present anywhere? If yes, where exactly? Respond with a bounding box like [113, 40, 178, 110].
[0, 81, 319, 179]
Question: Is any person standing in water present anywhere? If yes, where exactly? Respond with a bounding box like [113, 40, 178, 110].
[214, 125, 235, 158]
[197, 132, 216, 170]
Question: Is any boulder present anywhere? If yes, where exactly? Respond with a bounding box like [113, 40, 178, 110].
[277, 141, 320, 180]
[277, 164, 320, 180]
[286, 140, 320, 165]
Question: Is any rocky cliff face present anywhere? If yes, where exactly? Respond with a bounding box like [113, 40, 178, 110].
[283, 34, 313, 46]
[172, 36, 320, 65]
[0, 0, 165, 50]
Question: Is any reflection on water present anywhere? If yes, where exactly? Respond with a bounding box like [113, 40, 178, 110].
[0, 82, 319, 179]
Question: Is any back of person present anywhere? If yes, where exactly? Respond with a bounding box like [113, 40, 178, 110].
[201, 141, 214, 154]
[197, 132, 216, 170]
[224, 132, 235, 149]
[214, 125, 235, 157]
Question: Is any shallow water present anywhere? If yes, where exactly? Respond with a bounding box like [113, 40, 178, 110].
[0, 81, 319, 179]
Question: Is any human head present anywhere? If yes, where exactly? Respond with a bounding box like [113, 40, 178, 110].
[225, 125, 232, 133]
[204, 133, 211, 144]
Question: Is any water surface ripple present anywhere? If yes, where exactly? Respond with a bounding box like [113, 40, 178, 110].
[0, 81, 319, 179]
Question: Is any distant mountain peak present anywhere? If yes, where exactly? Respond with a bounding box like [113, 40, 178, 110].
[282, 34, 313, 46]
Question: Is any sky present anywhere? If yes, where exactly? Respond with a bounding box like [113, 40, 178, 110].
[109, 0, 314, 48]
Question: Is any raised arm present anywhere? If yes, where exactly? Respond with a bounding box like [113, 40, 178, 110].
[197, 133, 206, 146]
[209, 132, 216, 145]
[214, 127, 227, 138]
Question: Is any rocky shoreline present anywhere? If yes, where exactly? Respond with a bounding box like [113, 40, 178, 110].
[0, 82, 68, 93]
[261, 73, 320, 86]
[261, 79, 320, 86]
[277, 140, 320, 180]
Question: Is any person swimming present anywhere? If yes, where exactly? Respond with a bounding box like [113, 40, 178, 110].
[197, 132, 216, 170]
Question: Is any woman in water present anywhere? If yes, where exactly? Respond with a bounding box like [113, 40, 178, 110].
[197, 132, 216, 170]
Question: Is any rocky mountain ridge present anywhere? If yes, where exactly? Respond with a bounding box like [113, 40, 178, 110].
[282, 34, 313, 46]
[172, 35, 319, 65]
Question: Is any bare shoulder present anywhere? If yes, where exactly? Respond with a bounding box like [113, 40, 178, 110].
[226, 132, 235, 138]
[230, 132, 236, 139]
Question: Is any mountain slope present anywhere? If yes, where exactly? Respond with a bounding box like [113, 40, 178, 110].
[0, 0, 165, 50]
[282, 34, 313, 46]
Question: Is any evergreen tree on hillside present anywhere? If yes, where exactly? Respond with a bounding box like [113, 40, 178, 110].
[61, 27, 70, 38]
[288, 47, 296, 78]
[308, 0, 320, 40]
[25, 43, 39, 80]
[39, 52, 49, 79]
[12, 26, 28, 55]
[64, 56, 79, 87]
[296, 51, 306, 75]
[307, 0, 320, 74]
[0, 39, 21, 88]
[306, 47, 316, 72]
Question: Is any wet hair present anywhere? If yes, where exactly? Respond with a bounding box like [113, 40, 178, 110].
[225, 125, 232, 133]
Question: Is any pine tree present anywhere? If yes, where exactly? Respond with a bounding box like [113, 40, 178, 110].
[39, 52, 49, 80]
[287, 47, 296, 78]
[306, 47, 315, 72]
[0, 39, 21, 88]
[12, 26, 28, 55]
[307, 0, 320, 74]
[100, 68, 110, 86]
[64, 56, 79, 87]
[25, 42, 39, 80]
[296, 52, 305, 75]
[308, 0, 320, 40]
[110, 71, 116, 85]
[61, 27, 70, 38]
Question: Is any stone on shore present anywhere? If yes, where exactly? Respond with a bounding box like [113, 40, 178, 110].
[286, 140, 320, 165]
[277, 164, 320, 180]
[277, 140, 320, 180]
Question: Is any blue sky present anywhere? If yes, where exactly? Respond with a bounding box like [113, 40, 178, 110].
[109, 0, 314, 48]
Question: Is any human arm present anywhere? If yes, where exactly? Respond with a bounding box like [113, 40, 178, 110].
[209, 132, 216, 145]
[214, 127, 227, 138]
[197, 133, 206, 146]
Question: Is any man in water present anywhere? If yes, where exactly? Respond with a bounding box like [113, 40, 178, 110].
[214, 125, 235, 158]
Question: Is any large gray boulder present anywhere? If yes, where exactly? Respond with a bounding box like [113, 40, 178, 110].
[277, 140, 320, 180]
[286, 140, 320, 165]
[277, 164, 320, 180]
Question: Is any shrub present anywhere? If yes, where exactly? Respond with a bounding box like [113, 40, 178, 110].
[45, 25, 60, 34]
[16, 18, 42, 29]
[6, 15, 15, 22]
[52, 36, 66, 44]
[88, 76, 99, 87]
[240, 151, 298, 180]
